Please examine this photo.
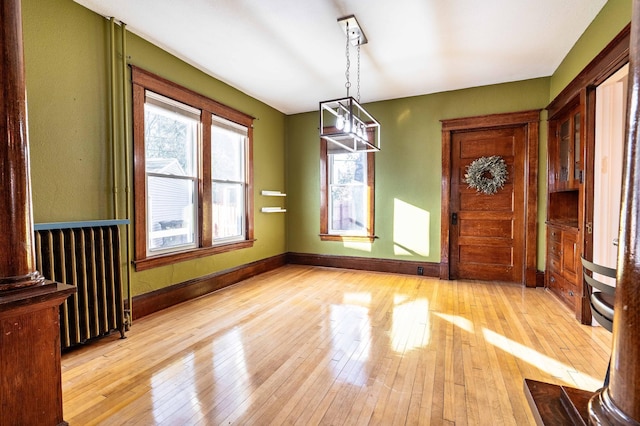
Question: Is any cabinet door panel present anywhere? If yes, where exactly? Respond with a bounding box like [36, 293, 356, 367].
[549, 104, 582, 192]
[562, 230, 579, 282]
[559, 118, 570, 187]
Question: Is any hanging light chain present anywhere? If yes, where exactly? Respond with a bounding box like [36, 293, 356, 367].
[320, 15, 379, 152]
[345, 22, 351, 97]
[357, 43, 361, 103]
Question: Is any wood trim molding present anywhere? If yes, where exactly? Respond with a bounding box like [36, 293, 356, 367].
[131, 254, 287, 320]
[440, 123, 452, 280]
[133, 240, 257, 271]
[440, 109, 541, 286]
[287, 252, 440, 277]
[130, 66, 254, 125]
[525, 117, 540, 288]
[441, 109, 541, 131]
[547, 24, 630, 118]
[318, 234, 377, 243]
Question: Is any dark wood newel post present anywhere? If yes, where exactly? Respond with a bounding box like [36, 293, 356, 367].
[0, 0, 75, 425]
[589, 0, 640, 423]
[0, 0, 44, 290]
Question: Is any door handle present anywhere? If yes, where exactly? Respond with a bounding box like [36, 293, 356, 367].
[452, 212, 458, 225]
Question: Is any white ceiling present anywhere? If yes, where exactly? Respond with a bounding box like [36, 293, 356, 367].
[73, 0, 607, 115]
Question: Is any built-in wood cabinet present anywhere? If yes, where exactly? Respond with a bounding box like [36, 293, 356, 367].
[546, 224, 580, 310]
[543, 24, 628, 325]
[546, 100, 583, 317]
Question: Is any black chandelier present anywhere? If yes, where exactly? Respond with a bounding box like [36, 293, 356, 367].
[319, 15, 380, 153]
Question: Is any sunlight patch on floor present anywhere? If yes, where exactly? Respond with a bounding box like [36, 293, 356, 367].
[433, 311, 603, 390]
[482, 328, 602, 390]
[433, 312, 474, 333]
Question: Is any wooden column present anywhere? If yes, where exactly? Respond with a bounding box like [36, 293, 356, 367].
[588, 0, 640, 423]
[0, 0, 75, 425]
[0, 0, 43, 290]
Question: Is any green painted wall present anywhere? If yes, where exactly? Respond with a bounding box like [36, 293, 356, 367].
[22, 0, 286, 296]
[286, 79, 550, 265]
[285, 0, 633, 273]
[550, 0, 632, 100]
[22, 0, 111, 221]
[19, 0, 634, 295]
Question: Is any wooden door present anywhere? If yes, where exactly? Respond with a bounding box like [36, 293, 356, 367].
[449, 127, 526, 282]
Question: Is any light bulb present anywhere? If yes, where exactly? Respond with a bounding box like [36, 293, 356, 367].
[336, 113, 345, 130]
[362, 125, 369, 141]
[356, 124, 363, 137]
[344, 114, 351, 133]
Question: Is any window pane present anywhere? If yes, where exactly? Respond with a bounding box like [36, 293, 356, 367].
[145, 102, 198, 177]
[147, 176, 196, 252]
[212, 125, 245, 182]
[213, 182, 244, 240]
[329, 152, 368, 234]
[330, 152, 366, 184]
[330, 184, 367, 233]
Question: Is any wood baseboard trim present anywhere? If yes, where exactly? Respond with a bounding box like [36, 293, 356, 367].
[133, 252, 440, 320]
[536, 270, 545, 288]
[287, 252, 440, 277]
[132, 253, 287, 320]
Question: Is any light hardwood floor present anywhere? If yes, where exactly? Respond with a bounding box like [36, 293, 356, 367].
[61, 265, 611, 425]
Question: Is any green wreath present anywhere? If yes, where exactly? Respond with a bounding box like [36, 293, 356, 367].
[464, 156, 508, 195]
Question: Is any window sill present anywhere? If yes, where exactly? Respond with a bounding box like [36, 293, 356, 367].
[133, 239, 255, 271]
[319, 234, 377, 243]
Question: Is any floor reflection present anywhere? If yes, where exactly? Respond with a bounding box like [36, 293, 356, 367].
[330, 297, 371, 386]
[149, 328, 250, 423]
[391, 296, 430, 352]
[151, 352, 203, 423]
[327, 289, 432, 387]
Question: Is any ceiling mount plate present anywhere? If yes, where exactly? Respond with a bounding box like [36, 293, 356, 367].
[338, 15, 368, 46]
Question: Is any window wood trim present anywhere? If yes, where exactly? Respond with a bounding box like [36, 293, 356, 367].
[131, 66, 254, 270]
[133, 240, 256, 272]
[319, 139, 376, 242]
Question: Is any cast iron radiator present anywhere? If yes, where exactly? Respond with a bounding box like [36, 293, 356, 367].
[34, 221, 127, 350]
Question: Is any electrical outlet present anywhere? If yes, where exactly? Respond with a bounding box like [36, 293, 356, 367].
[417, 266, 424, 275]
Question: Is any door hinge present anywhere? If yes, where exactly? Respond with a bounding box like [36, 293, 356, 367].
[586, 222, 593, 234]
[451, 212, 458, 225]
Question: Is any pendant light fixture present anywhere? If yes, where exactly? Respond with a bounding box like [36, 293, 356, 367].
[320, 15, 380, 152]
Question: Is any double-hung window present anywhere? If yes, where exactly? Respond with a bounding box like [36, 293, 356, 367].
[211, 116, 247, 242]
[144, 92, 200, 254]
[132, 67, 254, 270]
[320, 140, 375, 242]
